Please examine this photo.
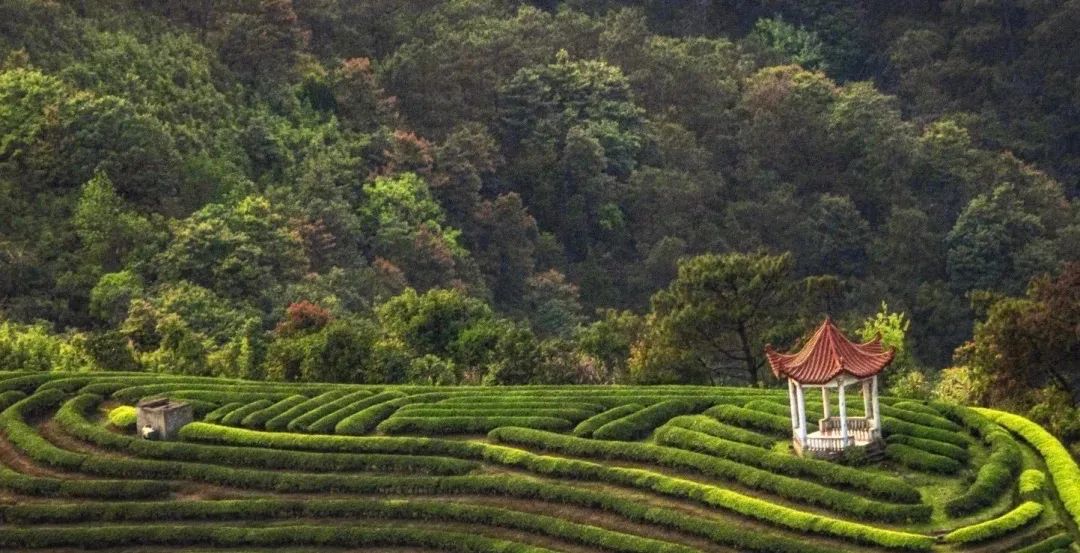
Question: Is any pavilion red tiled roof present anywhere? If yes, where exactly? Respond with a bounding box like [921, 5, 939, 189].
[765, 317, 895, 384]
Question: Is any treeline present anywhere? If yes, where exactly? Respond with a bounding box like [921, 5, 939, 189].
[0, 2, 1075, 434]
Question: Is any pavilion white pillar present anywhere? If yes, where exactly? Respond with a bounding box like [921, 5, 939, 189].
[862, 379, 872, 420]
[795, 382, 807, 444]
[871, 375, 881, 436]
[787, 379, 800, 433]
[838, 379, 848, 446]
[821, 387, 830, 419]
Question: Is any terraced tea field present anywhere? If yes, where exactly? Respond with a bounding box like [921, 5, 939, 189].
[0, 371, 1077, 552]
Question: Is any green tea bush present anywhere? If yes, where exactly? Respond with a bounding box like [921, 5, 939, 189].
[572, 404, 643, 437]
[937, 405, 1022, 518]
[396, 407, 595, 421]
[489, 426, 931, 522]
[204, 401, 244, 423]
[306, 391, 407, 434]
[980, 408, 1080, 530]
[56, 395, 478, 475]
[264, 390, 348, 431]
[179, 423, 934, 550]
[654, 425, 920, 503]
[591, 399, 713, 440]
[884, 443, 962, 473]
[881, 418, 969, 448]
[107, 405, 137, 430]
[219, 399, 273, 426]
[286, 390, 381, 432]
[0, 463, 170, 499]
[879, 404, 961, 431]
[0, 390, 26, 411]
[891, 401, 943, 417]
[941, 501, 1043, 544]
[335, 394, 451, 435]
[1011, 533, 1073, 553]
[0, 498, 700, 553]
[0, 524, 558, 552]
[0, 390, 86, 469]
[378, 416, 572, 434]
[704, 404, 790, 435]
[663, 415, 776, 448]
[884, 434, 969, 462]
[240, 395, 307, 429]
[1018, 469, 1046, 500]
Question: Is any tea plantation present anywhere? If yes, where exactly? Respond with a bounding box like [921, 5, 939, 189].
[0, 371, 1076, 552]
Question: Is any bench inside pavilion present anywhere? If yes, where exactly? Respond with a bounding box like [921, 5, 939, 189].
[765, 317, 895, 457]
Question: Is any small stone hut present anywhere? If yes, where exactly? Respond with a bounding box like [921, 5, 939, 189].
[136, 397, 193, 440]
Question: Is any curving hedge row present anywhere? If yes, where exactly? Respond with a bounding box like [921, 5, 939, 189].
[378, 416, 572, 435]
[0, 498, 701, 553]
[978, 408, 1080, 530]
[704, 404, 790, 435]
[884, 443, 962, 474]
[0, 463, 169, 500]
[306, 390, 407, 434]
[335, 393, 450, 435]
[941, 501, 1043, 544]
[396, 407, 596, 421]
[285, 390, 377, 432]
[263, 390, 348, 431]
[489, 426, 930, 523]
[204, 401, 244, 423]
[1011, 533, 1073, 553]
[572, 404, 643, 437]
[1018, 469, 1046, 501]
[56, 395, 479, 476]
[592, 399, 712, 440]
[881, 418, 970, 448]
[879, 404, 962, 432]
[884, 434, 969, 462]
[936, 405, 1022, 518]
[0, 390, 26, 411]
[219, 400, 273, 426]
[891, 401, 943, 417]
[181, 423, 934, 550]
[240, 395, 308, 429]
[662, 415, 776, 448]
[106, 405, 137, 430]
[654, 425, 920, 503]
[0, 524, 558, 552]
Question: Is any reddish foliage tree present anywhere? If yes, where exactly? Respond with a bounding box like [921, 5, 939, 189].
[275, 300, 332, 336]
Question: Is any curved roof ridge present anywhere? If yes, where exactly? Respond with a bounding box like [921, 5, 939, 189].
[765, 317, 895, 384]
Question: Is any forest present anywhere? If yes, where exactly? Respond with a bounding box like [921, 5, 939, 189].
[0, 1, 1077, 447]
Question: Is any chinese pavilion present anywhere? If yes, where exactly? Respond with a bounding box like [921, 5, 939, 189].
[765, 317, 894, 456]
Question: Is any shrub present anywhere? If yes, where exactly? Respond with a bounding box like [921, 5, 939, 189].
[264, 390, 349, 431]
[936, 405, 1022, 518]
[592, 399, 712, 441]
[286, 390, 377, 432]
[55, 395, 478, 476]
[704, 404, 790, 435]
[107, 405, 137, 430]
[663, 415, 776, 448]
[891, 401, 943, 417]
[181, 423, 934, 550]
[572, 404, 643, 437]
[884, 443, 962, 473]
[397, 407, 595, 421]
[378, 416, 572, 435]
[941, 501, 1043, 544]
[980, 408, 1080, 530]
[306, 391, 407, 434]
[0, 390, 27, 411]
[879, 404, 961, 431]
[881, 418, 970, 448]
[1019, 469, 1046, 501]
[489, 426, 931, 523]
[655, 425, 920, 503]
[1011, 533, 1073, 553]
[204, 401, 244, 423]
[335, 393, 451, 435]
[219, 400, 273, 426]
[884, 434, 969, 462]
[239, 395, 308, 429]
[0, 463, 170, 500]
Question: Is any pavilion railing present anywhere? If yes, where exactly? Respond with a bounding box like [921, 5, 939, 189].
[817, 416, 873, 444]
